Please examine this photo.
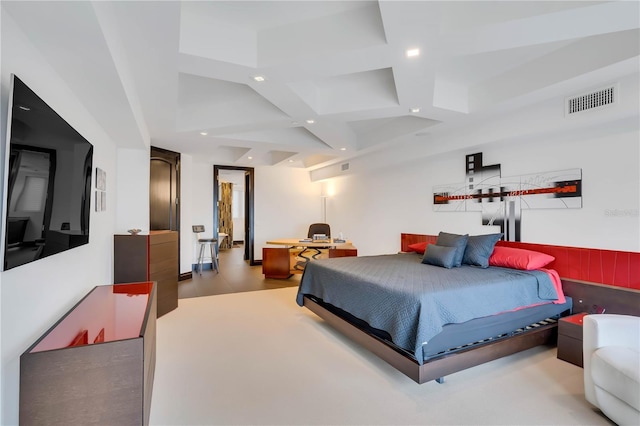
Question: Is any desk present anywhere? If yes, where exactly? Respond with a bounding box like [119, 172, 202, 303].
[263, 239, 357, 279]
[266, 238, 354, 249]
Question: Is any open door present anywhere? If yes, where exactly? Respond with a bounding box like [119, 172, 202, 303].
[213, 165, 255, 265]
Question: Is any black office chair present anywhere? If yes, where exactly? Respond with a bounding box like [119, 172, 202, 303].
[308, 223, 331, 239]
[295, 223, 331, 269]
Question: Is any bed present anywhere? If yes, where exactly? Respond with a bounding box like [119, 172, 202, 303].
[296, 233, 573, 384]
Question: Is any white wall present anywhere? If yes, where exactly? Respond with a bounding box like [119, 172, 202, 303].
[255, 166, 322, 260]
[322, 76, 640, 255]
[116, 147, 150, 234]
[484, 129, 638, 250]
[0, 12, 143, 425]
[180, 163, 322, 266]
[189, 161, 215, 267]
[232, 189, 246, 242]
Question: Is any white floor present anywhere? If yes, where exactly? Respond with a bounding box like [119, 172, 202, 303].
[150, 287, 612, 425]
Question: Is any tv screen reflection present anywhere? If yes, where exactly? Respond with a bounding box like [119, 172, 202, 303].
[4, 75, 93, 270]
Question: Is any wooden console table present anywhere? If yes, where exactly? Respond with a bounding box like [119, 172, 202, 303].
[20, 282, 156, 426]
[262, 239, 357, 278]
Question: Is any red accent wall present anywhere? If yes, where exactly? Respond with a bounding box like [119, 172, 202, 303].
[401, 233, 639, 290]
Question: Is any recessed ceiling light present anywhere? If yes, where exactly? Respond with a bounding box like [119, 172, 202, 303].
[410, 107, 420, 113]
[340, 147, 347, 151]
[253, 75, 265, 82]
[288, 159, 294, 163]
[406, 48, 420, 58]
[248, 156, 253, 160]
[306, 119, 315, 124]
[200, 131, 208, 136]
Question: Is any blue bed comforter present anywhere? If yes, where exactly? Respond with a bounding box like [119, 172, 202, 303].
[296, 253, 560, 364]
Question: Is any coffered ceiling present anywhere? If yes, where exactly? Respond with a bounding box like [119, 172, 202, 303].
[3, 1, 638, 170]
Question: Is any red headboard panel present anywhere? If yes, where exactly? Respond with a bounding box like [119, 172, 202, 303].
[400, 233, 437, 251]
[400, 233, 639, 290]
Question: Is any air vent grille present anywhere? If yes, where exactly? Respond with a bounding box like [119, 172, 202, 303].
[341, 163, 349, 172]
[567, 86, 615, 115]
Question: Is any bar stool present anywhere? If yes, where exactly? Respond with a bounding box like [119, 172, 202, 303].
[192, 225, 218, 274]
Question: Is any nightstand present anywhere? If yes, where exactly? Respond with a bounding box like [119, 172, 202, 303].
[557, 312, 588, 367]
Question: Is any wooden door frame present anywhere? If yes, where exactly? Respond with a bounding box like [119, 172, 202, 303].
[213, 165, 256, 265]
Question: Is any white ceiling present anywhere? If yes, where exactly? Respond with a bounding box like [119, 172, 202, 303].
[3, 1, 639, 170]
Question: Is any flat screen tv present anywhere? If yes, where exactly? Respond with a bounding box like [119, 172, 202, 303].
[3, 74, 93, 270]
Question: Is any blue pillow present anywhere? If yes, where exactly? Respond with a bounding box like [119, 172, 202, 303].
[422, 244, 458, 269]
[435, 232, 469, 267]
[462, 233, 503, 268]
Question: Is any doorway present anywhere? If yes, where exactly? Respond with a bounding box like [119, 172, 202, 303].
[213, 165, 255, 265]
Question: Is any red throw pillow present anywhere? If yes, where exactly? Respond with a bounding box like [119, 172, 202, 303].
[489, 246, 555, 270]
[407, 241, 428, 254]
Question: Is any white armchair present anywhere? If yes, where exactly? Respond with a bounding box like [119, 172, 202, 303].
[583, 314, 640, 426]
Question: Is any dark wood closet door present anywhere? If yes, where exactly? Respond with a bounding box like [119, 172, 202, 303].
[150, 147, 179, 231]
[150, 159, 172, 230]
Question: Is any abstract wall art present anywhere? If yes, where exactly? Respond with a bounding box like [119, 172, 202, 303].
[433, 153, 582, 241]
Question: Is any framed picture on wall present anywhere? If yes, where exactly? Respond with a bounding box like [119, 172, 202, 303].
[96, 167, 106, 191]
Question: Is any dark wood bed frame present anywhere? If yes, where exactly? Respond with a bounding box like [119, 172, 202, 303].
[301, 233, 640, 384]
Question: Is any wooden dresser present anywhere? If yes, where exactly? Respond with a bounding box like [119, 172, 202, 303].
[114, 230, 178, 317]
[20, 282, 156, 426]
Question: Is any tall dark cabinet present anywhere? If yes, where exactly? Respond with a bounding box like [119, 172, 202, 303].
[114, 230, 178, 317]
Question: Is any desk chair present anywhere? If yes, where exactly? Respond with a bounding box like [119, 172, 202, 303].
[308, 223, 331, 240]
[192, 225, 218, 274]
[295, 223, 332, 270]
